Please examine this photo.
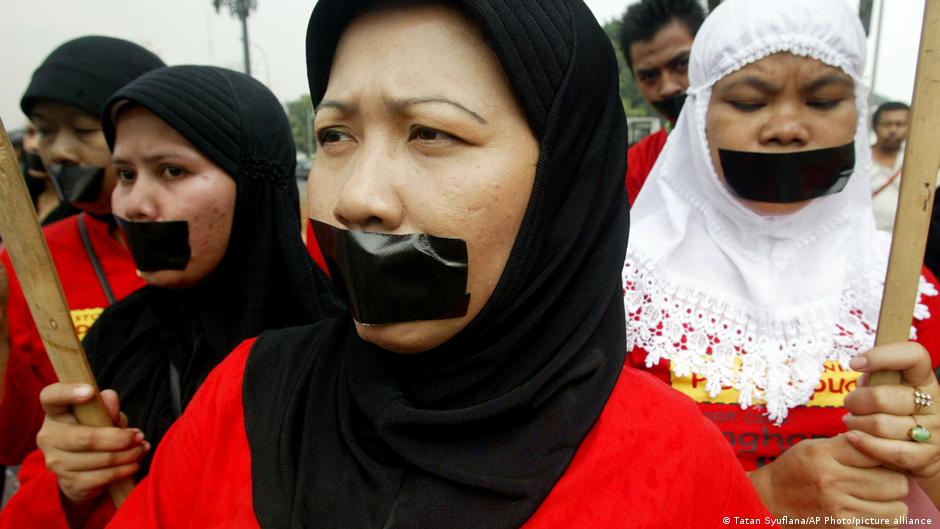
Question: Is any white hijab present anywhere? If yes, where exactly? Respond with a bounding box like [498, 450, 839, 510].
[624, 0, 935, 423]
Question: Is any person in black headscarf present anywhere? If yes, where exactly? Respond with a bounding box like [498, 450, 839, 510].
[106, 2, 768, 528]
[0, 36, 162, 470]
[0, 65, 338, 529]
[22, 121, 81, 226]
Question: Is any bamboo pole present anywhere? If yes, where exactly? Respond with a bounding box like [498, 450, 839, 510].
[0, 118, 133, 505]
[871, 0, 940, 386]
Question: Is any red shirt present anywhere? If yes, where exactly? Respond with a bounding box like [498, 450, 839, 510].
[626, 129, 668, 205]
[0, 214, 143, 464]
[104, 339, 769, 529]
[627, 268, 940, 470]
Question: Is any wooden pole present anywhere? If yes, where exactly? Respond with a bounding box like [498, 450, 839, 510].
[0, 119, 133, 505]
[871, 0, 940, 386]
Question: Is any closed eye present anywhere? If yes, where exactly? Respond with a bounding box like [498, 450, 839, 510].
[729, 101, 765, 112]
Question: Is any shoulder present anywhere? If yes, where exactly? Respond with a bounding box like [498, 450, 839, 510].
[40, 214, 80, 247]
[628, 129, 668, 159]
[576, 366, 736, 467]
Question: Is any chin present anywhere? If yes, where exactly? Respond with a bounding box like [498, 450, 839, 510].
[740, 198, 812, 216]
[140, 270, 199, 289]
[354, 319, 461, 354]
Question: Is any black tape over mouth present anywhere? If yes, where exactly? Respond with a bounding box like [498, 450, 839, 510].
[47, 164, 105, 204]
[311, 219, 470, 325]
[718, 142, 855, 204]
[24, 152, 46, 175]
[116, 217, 191, 272]
[651, 93, 687, 123]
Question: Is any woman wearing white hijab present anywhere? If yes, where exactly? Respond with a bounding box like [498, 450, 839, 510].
[625, 0, 940, 520]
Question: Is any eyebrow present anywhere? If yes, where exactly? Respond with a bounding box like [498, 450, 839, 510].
[801, 74, 854, 92]
[315, 96, 488, 124]
[720, 76, 780, 94]
[315, 99, 357, 115]
[387, 96, 488, 124]
[111, 152, 195, 166]
[665, 50, 691, 69]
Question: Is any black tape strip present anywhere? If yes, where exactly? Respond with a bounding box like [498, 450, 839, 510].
[115, 217, 191, 272]
[24, 151, 46, 175]
[47, 165, 105, 204]
[651, 93, 687, 123]
[719, 142, 855, 204]
[311, 219, 470, 324]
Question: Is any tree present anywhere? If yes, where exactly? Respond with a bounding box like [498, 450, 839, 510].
[213, 0, 257, 75]
[285, 94, 316, 158]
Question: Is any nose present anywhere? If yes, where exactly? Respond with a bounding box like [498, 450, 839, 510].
[45, 131, 81, 167]
[658, 70, 685, 99]
[116, 174, 160, 222]
[759, 103, 810, 148]
[331, 144, 405, 233]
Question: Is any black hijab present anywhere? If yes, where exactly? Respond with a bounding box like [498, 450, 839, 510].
[82, 65, 339, 476]
[244, 1, 629, 527]
[21, 36, 165, 119]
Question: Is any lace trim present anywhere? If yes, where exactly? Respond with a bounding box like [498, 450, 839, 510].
[623, 248, 936, 425]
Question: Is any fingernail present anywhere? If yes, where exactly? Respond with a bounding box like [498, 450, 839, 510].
[845, 431, 861, 444]
[134, 431, 145, 443]
[74, 385, 93, 398]
[842, 413, 852, 423]
[849, 356, 869, 370]
[143, 441, 151, 451]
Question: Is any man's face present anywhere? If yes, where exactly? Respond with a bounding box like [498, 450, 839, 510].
[630, 19, 694, 125]
[874, 109, 910, 151]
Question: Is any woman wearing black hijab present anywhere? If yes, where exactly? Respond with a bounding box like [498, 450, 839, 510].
[0, 66, 337, 528]
[0, 36, 162, 468]
[107, 2, 768, 527]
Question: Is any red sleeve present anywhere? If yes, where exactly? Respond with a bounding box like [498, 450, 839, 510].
[0, 251, 52, 464]
[107, 339, 258, 529]
[625, 129, 668, 205]
[913, 266, 940, 369]
[0, 449, 115, 529]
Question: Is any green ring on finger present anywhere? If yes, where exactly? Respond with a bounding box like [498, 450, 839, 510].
[909, 423, 932, 443]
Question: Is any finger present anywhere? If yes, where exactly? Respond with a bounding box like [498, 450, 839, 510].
[39, 383, 96, 419]
[838, 465, 909, 501]
[829, 434, 884, 468]
[851, 343, 937, 389]
[833, 497, 907, 529]
[845, 385, 932, 416]
[52, 424, 144, 453]
[46, 441, 149, 473]
[118, 412, 128, 429]
[846, 430, 940, 477]
[58, 463, 140, 503]
[843, 412, 927, 441]
[99, 389, 121, 426]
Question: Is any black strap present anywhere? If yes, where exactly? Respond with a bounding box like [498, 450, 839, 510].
[168, 361, 182, 418]
[78, 213, 117, 305]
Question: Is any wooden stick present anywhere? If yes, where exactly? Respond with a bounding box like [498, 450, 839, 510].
[0, 119, 133, 505]
[872, 0, 940, 386]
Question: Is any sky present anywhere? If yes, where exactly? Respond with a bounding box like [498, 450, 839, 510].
[0, 0, 924, 132]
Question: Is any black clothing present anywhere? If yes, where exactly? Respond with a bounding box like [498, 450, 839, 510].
[245, 2, 630, 528]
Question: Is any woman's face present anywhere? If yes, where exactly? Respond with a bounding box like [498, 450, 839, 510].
[23, 121, 47, 179]
[310, 3, 539, 353]
[705, 53, 857, 215]
[30, 100, 117, 214]
[111, 106, 237, 289]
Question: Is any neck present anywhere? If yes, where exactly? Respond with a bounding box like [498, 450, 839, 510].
[872, 143, 900, 165]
